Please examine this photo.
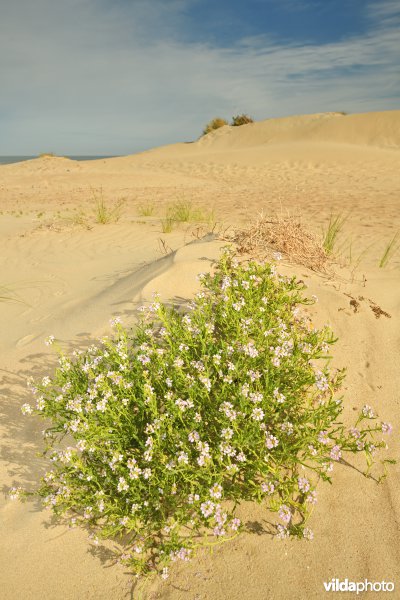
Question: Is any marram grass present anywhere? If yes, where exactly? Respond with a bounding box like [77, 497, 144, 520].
[14, 249, 393, 579]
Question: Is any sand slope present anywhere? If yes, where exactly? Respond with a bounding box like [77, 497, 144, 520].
[195, 110, 400, 149]
[0, 110, 399, 599]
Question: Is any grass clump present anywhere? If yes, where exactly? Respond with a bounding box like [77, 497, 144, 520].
[138, 202, 156, 217]
[379, 231, 399, 268]
[231, 114, 254, 126]
[202, 117, 228, 136]
[160, 216, 175, 233]
[162, 200, 212, 231]
[167, 200, 205, 223]
[92, 189, 124, 224]
[167, 200, 193, 222]
[16, 249, 393, 579]
[323, 213, 347, 255]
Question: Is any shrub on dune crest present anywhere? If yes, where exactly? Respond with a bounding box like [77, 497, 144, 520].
[202, 117, 228, 136]
[16, 249, 393, 579]
[231, 114, 254, 126]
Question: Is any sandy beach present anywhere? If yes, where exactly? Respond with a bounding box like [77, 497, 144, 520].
[1, 110, 399, 599]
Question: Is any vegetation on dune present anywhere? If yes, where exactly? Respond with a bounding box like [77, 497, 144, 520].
[231, 114, 254, 126]
[322, 213, 347, 256]
[201, 114, 254, 137]
[14, 249, 393, 580]
[379, 231, 400, 268]
[202, 117, 228, 136]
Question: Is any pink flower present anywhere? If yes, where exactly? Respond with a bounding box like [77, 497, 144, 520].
[306, 491, 318, 505]
[261, 481, 275, 495]
[230, 518, 241, 531]
[278, 504, 291, 524]
[298, 477, 310, 493]
[330, 445, 342, 461]
[381, 422, 393, 434]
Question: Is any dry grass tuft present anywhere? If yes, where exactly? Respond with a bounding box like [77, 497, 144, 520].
[228, 214, 330, 272]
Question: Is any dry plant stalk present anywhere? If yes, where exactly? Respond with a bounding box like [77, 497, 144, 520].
[229, 214, 330, 272]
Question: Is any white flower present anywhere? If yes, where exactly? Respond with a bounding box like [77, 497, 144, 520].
[83, 506, 93, 519]
[200, 500, 215, 518]
[362, 404, 375, 419]
[117, 477, 129, 492]
[209, 483, 223, 499]
[109, 316, 122, 326]
[236, 451, 246, 462]
[9, 487, 22, 500]
[212, 354, 221, 365]
[199, 376, 211, 391]
[221, 428, 233, 440]
[251, 407, 265, 421]
[142, 468, 152, 479]
[177, 452, 189, 464]
[249, 392, 263, 404]
[219, 401, 237, 421]
[44, 335, 55, 346]
[242, 342, 259, 358]
[273, 388, 286, 403]
[188, 431, 200, 443]
[188, 493, 200, 504]
[21, 403, 33, 415]
[265, 432, 279, 449]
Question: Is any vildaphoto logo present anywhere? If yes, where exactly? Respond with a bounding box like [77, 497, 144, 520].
[323, 579, 395, 594]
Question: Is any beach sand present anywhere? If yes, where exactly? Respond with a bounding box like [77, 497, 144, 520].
[0, 110, 399, 599]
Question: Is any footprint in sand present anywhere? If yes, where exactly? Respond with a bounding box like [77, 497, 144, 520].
[16, 333, 40, 347]
[30, 314, 51, 323]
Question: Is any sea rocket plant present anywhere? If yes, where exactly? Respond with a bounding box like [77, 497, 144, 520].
[15, 248, 393, 577]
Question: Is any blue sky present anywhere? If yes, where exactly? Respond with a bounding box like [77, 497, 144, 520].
[1, 0, 399, 155]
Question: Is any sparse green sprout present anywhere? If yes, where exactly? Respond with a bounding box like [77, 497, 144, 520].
[202, 117, 228, 136]
[231, 114, 254, 126]
[61, 209, 92, 230]
[91, 189, 124, 224]
[379, 232, 400, 268]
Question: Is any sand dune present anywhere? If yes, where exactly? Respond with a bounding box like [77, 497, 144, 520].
[194, 110, 400, 149]
[0, 110, 399, 599]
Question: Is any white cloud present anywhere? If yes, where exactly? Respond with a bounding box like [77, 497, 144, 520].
[0, 0, 399, 154]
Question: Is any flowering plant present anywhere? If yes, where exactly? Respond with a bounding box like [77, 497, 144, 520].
[16, 249, 393, 578]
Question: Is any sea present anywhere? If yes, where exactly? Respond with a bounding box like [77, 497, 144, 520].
[0, 155, 120, 165]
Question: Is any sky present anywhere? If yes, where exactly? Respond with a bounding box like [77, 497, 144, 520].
[1, 0, 399, 155]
